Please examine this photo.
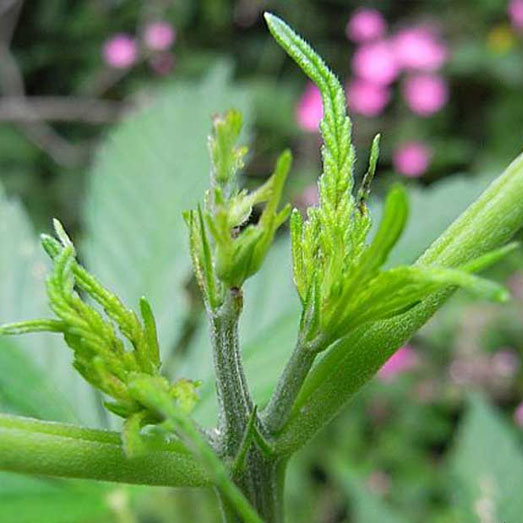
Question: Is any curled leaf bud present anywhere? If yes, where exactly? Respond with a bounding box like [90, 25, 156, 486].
[0, 220, 200, 456]
[186, 109, 292, 307]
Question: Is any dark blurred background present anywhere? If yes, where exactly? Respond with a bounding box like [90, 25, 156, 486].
[3, 0, 523, 228]
[1, 1, 522, 522]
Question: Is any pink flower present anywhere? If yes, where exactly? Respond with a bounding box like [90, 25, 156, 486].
[346, 8, 386, 43]
[509, 0, 523, 30]
[491, 349, 520, 378]
[366, 470, 391, 495]
[378, 345, 418, 381]
[347, 79, 390, 116]
[102, 34, 138, 69]
[403, 74, 449, 116]
[507, 271, 523, 300]
[514, 402, 523, 427]
[301, 184, 320, 207]
[393, 142, 432, 177]
[393, 27, 447, 71]
[144, 21, 176, 51]
[296, 83, 323, 132]
[352, 40, 399, 85]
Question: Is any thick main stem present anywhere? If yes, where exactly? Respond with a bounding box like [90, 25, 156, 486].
[210, 289, 253, 457]
[210, 289, 288, 521]
[219, 455, 287, 523]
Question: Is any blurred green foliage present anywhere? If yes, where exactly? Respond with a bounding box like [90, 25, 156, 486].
[3, 0, 523, 228]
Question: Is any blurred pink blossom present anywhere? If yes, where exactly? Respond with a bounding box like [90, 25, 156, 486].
[346, 8, 386, 43]
[346, 79, 390, 116]
[491, 349, 520, 378]
[102, 34, 138, 69]
[393, 142, 432, 177]
[393, 27, 447, 71]
[378, 345, 418, 381]
[514, 402, 523, 427]
[403, 74, 449, 116]
[352, 40, 399, 85]
[148, 53, 175, 75]
[414, 380, 437, 403]
[296, 83, 323, 132]
[449, 359, 476, 386]
[366, 470, 391, 495]
[507, 271, 523, 300]
[300, 184, 320, 208]
[509, 0, 523, 30]
[144, 21, 176, 51]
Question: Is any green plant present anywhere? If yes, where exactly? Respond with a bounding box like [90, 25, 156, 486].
[1, 13, 523, 522]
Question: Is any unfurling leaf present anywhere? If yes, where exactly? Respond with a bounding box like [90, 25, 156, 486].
[186, 109, 291, 306]
[0, 220, 200, 456]
[265, 12, 513, 351]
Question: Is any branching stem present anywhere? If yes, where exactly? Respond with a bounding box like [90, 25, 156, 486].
[262, 339, 317, 435]
[275, 152, 523, 456]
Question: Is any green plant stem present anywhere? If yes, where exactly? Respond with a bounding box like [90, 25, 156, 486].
[0, 413, 210, 487]
[261, 340, 316, 435]
[208, 287, 291, 521]
[275, 152, 523, 455]
[210, 289, 253, 457]
[220, 455, 287, 523]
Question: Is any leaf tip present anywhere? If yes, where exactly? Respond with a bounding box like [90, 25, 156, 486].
[280, 148, 293, 166]
[263, 12, 284, 38]
[52, 218, 73, 248]
[263, 11, 276, 25]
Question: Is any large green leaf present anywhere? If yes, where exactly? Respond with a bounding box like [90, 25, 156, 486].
[83, 64, 252, 363]
[0, 187, 97, 424]
[241, 238, 299, 406]
[0, 339, 73, 421]
[448, 395, 523, 523]
[0, 475, 112, 523]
